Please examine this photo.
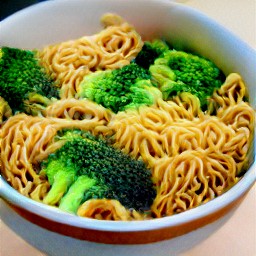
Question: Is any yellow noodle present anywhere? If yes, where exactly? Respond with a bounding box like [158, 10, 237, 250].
[77, 199, 146, 221]
[151, 150, 237, 217]
[0, 100, 113, 201]
[105, 80, 254, 217]
[210, 73, 248, 110]
[45, 98, 112, 122]
[0, 114, 55, 198]
[38, 14, 143, 98]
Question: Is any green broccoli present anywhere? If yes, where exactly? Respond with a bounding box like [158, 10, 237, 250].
[77, 63, 162, 113]
[0, 47, 59, 114]
[134, 39, 170, 69]
[0, 97, 12, 123]
[41, 129, 156, 214]
[149, 50, 225, 108]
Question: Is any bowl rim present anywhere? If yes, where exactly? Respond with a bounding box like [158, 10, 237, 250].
[0, 0, 255, 234]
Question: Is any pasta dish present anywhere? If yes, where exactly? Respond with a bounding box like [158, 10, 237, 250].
[0, 14, 254, 221]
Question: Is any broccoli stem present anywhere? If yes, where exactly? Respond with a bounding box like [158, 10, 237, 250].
[59, 175, 96, 214]
[43, 169, 76, 205]
[42, 129, 156, 212]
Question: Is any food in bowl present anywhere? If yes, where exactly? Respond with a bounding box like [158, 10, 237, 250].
[0, 13, 254, 222]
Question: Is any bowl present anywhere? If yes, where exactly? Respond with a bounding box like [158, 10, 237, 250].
[0, 0, 255, 245]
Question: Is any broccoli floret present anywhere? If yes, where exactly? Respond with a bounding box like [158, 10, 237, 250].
[77, 63, 162, 113]
[0, 47, 59, 114]
[0, 97, 12, 123]
[41, 129, 156, 214]
[134, 39, 169, 69]
[150, 50, 225, 108]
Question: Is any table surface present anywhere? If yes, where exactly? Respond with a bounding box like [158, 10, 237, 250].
[0, 0, 255, 255]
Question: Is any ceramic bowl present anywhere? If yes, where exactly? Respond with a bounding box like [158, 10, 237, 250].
[0, 0, 255, 245]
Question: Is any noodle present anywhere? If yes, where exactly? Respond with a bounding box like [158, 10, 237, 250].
[0, 114, 54, 200]
[105, 78, 254, 216]
[44, 98, 113, 136]
[151, 150, 237, 217]
[77, 199, 146, 221]
[38, 14, 143, 98]
[0, 100, 113, 201]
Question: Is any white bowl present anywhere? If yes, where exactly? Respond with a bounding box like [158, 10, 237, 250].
[0, 0, 255, 245]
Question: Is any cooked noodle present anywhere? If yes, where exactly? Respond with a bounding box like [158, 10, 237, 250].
[105, 77, 254, 216]
[77, 199, 146, 220]
[0, 100, 113, 201]
[38, 13, 143, 98]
